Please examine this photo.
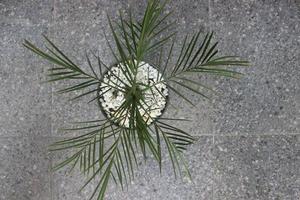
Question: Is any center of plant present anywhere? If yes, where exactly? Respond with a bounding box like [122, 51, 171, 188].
[99, 61, 168, 128]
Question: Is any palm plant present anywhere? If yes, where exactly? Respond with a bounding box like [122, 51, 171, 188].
[24, 0, 249, 199]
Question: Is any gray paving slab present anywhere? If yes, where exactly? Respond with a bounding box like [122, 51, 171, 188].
[210, 0, 300, 135]
[213, 135, 300, 200]
[0, 0, 52, 25]
[0, 136, 52, 200]
[53, 0, 130, 22]
[0, 1, 52, 137]
[0, 0, 299, 200]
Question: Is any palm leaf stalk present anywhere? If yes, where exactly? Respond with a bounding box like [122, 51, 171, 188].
[23, 0, 249, 199]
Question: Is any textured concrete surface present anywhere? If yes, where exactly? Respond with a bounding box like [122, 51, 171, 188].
[0, 0, 299, 199]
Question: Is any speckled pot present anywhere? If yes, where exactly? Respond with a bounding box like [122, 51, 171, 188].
[97, 62, 170, 128]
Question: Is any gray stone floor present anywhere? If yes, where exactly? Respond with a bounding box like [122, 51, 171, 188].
[0, 0, 299, 199]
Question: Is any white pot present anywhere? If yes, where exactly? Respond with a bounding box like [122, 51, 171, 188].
[98, 61, 168, 128]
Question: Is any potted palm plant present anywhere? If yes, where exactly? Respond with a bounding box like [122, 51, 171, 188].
[24, 0, 249, 199]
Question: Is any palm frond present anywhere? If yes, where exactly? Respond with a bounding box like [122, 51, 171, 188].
[143, 31, 250, 106]
[107, 0, 174, 66]
[23, 36, 104, 102]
